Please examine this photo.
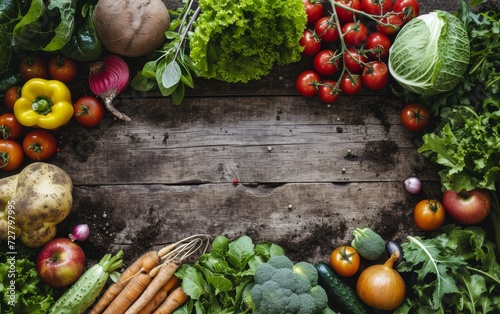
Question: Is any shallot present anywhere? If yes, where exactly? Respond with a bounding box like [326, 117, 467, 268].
[69, 224, 90, 242]
[404, 176, 422, 194]
[89, 55, 131, 121]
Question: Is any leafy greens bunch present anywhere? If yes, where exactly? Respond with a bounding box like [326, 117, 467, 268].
[395, 225, 500, 313]
[174, 235, 285, 313]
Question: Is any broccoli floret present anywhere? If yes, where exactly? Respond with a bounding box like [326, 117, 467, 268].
[250, 257, 329, 314]
[351, 227, 385, 260]
[292, 261, 319, 286]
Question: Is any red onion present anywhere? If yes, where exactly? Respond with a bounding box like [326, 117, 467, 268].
[404, 177, 422, 194]
[89, 54, 131, 121]
[69, 224, 90, 242]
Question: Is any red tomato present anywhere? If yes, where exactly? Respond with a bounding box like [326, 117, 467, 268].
[296, 70, 321, 97]
[300, 29, 322, 57]
[376, 14, 404, 35]
[330, 246, 360, 277]
[0, 139, 24, 171]
[0, 113, 24, 140]
[365, 32, 392, 59]
[318, 80, 340, 104]
[343, 48, 368, 73]
[314, 16, 340, 43]
[19, 55, 48, 81]
[394, 0, 420, 23]
[334, 0, 362, 23]
[73, 96, 105, 127]
[361, 61, 389, 90]
[341, 22, 368, 47]
[303, 0, 324, 25]
[313, 50, 341, 76]
[413, 199, 445, 231]
[400, 103, 430, 131]
[22, 130, 58, 161]
[340, 73, 363, 95]
[48, 55, 78, 83]
[4, 86, 21, 111]
[361, 0, 393, 15]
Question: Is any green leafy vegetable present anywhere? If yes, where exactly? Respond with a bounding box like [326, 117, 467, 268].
[388, 10, 470, 97]
[175, 235, 284, 313]
[395, 225, 500, 313]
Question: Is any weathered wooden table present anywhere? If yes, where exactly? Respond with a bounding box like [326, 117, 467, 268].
[9, 0, 485, 265]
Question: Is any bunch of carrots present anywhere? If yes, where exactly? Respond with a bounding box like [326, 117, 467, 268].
[89, 234, 210, 314]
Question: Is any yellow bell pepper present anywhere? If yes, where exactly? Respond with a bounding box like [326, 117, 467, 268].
[14, 78, 73, 130]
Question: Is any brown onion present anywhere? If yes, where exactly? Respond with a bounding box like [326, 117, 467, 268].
[356, 251, 406, 310]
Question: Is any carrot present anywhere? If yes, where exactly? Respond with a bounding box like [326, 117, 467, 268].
[125, 261, 182, 314]
[103, 271, 152, 314]
[90, 251, 160, 314]
[137, 276, 179, 314]
[152, 286, 189, 314]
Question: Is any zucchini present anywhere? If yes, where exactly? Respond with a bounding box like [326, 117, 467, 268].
[315, 262, 369, 314]
[49, 250, 123, 314]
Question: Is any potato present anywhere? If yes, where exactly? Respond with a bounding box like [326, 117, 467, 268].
[0, 163, 73, 248]
[93, 0, 171, 57]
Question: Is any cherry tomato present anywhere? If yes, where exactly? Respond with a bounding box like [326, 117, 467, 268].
[48, 55, 78, 83]
[330, 246, 360, 277]
[303, 0, 324, 25]
[361, 61, 389, 90]
[361, 0, 393, 15]
[365, 32, 392, 59]
[296, 70, 321, 97]
[394, 0, 420, 23]
[341, 22, 368, 47]
[314, 16, 339, 43]
[4, 86, 21, 111]
[313, 50, 341, 76]
[0, 113, 24, 140]
[400, 103, 430, 132]
[340, 73, 363, 95]
[73, 96, 105, 127]
[300, 29, 322, 57]
[413, 199, 446, 231]
[318, 80, 340, 104]
[334, 0, 362, 23]
[0, 139, 24, 171]
[343, 48, 368, 73]
[19, 55, 49, 81]
[376, 14, 404, 35]
[22, 130, 58, 161]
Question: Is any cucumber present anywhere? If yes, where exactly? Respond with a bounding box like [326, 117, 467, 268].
[315, 262, 369, 314]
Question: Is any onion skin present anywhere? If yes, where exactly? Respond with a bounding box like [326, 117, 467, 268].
[356, 252, 406, 310]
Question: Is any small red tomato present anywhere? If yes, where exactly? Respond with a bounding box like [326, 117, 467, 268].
[313, 49, 341, 76]
[376, 14, 404, 35]
[334, 0, 362, 23]
[341, 22, 368, 47]
[361, 0, 393, 15]
[23, 130, 58, 161]
[314, 16, 340, 43]
[48, 55, 78, 83]
[0, 113, 24, 140]
[365, 32, 392, 59]
[318, 80, 340, 104]
[296, 70, 321, 97]
[300, 29, 322, 57]
[19, 55, 49, 81]
[343, 48, 368, 73]
[400, 103, 430, 131]
[0, 139, 24, 171]
[361, 61, 389, 90]
[4, 86, 21, 111]
[73, 96, 105, 127]
[394, 0, 420, 23]
[303, 0, 324, 25]
[340, 73, 363, 95]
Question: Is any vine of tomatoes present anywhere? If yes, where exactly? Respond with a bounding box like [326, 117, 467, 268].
[298, 0, 421, 105]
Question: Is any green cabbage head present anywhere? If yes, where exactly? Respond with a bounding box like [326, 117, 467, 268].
[388, 11, 470, 97]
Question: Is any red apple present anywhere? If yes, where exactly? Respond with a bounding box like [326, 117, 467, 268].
[442, 188, 492, 225]
[36, 238, 86, 288]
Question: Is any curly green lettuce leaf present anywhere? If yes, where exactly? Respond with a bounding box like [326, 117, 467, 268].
[189, 0, 306, 83]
